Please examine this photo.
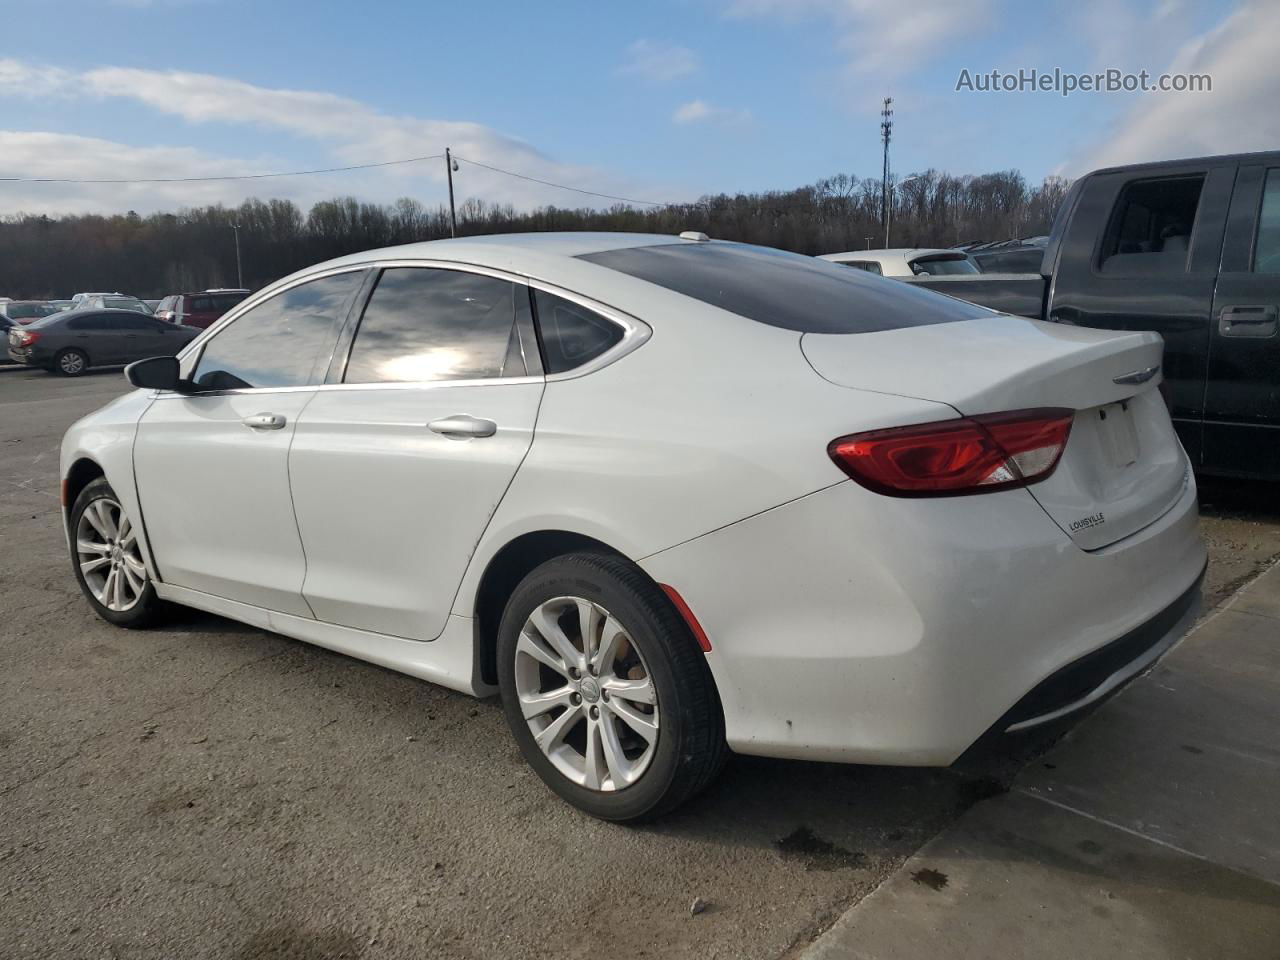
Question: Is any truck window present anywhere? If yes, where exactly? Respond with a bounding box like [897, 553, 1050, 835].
[1099, 175, 1204, 275]
[1254, 169, 1280, 274]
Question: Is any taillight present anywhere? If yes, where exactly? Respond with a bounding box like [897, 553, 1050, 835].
[829, 408, 1074, 497]
[15, 331, 39, 347]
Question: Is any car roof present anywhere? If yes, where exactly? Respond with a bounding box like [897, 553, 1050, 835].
[257, 233, 732, 310]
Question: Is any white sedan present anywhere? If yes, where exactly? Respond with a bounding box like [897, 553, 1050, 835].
[60, 232, 1205, 820]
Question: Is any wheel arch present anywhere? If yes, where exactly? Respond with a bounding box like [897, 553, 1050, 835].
[470, 530, 630, 687]
[62, 456, 105, 524]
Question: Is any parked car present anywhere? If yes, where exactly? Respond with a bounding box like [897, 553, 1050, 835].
[0, 300, 61, 324]
[8, 308, 197, 375]
[48, 300, 75, 312]
[81, 295, 153, 314]
[880, 151, 1280, 481]
[60, 233, 1204, 820]
[154, 289, 250, 328]
[961, 236, 1049, 274]
[70, 292, 121, 304]
[820, 247, 982, 277]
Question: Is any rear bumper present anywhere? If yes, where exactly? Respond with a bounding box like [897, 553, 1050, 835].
[639, 471, 1205, 766]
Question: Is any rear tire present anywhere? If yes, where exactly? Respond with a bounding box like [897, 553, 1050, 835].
[497, 552, 727, 821]
[69, 478, 164, 628]
[54, 348, 89, 377]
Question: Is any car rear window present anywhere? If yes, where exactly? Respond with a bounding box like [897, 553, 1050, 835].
[578, 242, 990, 333]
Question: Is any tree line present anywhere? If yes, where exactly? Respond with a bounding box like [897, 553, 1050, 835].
[0, 169, 1070, 298]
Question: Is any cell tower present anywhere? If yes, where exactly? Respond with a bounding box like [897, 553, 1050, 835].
[881, 97, 893, 245]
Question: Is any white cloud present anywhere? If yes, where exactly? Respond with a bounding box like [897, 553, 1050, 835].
[673, 99, 753, 126]
[0, 60, 680, 214]
[1070, 0, 1280, 172]
[725, 0, 992, 78]
[618, 39, 700, 83]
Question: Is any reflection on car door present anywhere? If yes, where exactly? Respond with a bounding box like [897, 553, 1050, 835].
[288, 266, 544, 640]
[132, 271, 364, 615]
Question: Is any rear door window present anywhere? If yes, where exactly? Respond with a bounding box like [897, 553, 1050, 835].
[192, 271, 361, 390]
[910, 255, 979, 276]
[579, 242, 988, 333]
[1099, 175, 1204, 275]
[839, 261, 883, 275]
[343, 267, 526, 384]
[1253, 168, 1280, 273]
[67, 314, 113, 331]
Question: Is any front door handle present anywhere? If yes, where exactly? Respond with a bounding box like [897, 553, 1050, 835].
[242, 412, 287, 430]
[428, 415, 497, 439]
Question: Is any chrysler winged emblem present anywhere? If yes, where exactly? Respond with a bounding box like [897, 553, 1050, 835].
[1113, 364, 1160, 385]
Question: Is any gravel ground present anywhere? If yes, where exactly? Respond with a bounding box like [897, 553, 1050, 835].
[2, 366, 1276, 960]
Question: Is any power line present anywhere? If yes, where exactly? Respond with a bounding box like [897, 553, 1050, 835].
[0, 153, 444, 184]
[452, 154, 675, 208]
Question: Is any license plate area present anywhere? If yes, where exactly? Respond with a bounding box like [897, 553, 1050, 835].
[1095, 400, 1139, 468]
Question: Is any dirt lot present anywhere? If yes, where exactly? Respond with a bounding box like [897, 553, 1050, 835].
[2, 366, 1277, 960]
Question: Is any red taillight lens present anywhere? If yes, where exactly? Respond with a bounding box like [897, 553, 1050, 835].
[829, 408, 1074, 497]
[15, 331, 40, 346]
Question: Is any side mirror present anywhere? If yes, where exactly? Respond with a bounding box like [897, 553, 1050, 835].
[125, 355, 190, 392]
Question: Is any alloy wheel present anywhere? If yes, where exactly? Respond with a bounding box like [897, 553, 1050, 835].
[76, 497, 148, 612]
[59, 351, 86, 374]
[514, 596, 659, 791]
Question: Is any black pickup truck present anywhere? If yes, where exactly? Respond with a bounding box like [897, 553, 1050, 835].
[904, 150, 1280, 481]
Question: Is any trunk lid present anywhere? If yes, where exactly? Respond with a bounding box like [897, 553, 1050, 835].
[802, 315, 1190, 550]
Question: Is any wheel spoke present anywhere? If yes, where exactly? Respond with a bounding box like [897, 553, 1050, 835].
[516, 631, 570, 678]
[533, 704, 582, 756]
[121, 561, 146, 596]
[598, 711, 633, 786]
[590, 616, 627, 674]
[76, 538, 110, 556]
[80, 556, 112, 576]
[100, 567, 117, 607]
[96, 500, 120, 539]
[122, 552, 147, 575]
[83, 503, 111, 540]
[602, 676, 656, 706]
[583, 718, 606, 790]
[576, 599, 603, 665]
[530, 604, 585, 673]
[519, 685, 574, 720]
[608, 698, 658, 744]
[117, 514, 131, 543]
[113, 564, 127, 609]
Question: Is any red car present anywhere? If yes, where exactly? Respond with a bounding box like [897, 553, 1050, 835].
[154, 289, 249, 329]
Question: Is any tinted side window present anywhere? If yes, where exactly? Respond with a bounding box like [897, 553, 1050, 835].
[532, 290, 624, 374]
[193, 272, 361, 390]
[112, 313, 152, 330]
[344, 268, 522, 384]
[67, 314, 112, 331]
[1099, 175, 1204, 275]
[190, 296, 215, 312]
[1254, 168, 1280, 274]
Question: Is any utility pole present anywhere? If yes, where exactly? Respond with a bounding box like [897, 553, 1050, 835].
[231, 223, 243, 288]
[445, 148, 458, 238]
[880, 97, 893, 247]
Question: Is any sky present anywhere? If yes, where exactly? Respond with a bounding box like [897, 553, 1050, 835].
[0, 0, 1274, 216]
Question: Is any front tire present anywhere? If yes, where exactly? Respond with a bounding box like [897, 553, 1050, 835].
[54, 348, 89, 376]
[70, 478, 163, 628]
[497, 552, 727, 821]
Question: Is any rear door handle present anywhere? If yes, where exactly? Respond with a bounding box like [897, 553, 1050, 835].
[242, 413, 287, 430]
[1219, 305, 1279, 337]
[428, 415, 497, 439]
